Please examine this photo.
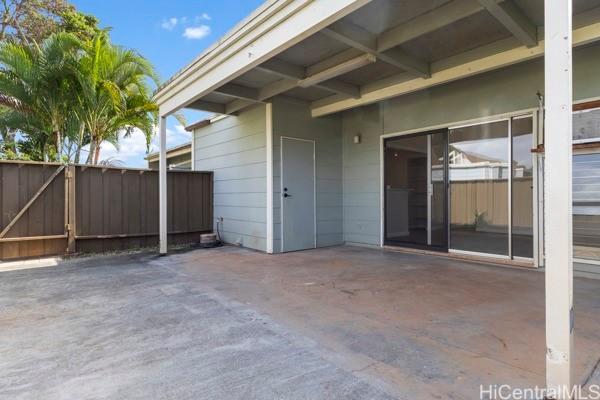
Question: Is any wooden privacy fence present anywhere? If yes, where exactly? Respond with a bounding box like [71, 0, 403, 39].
[450, 178, 533, 229]
[0, 161, 213, 260]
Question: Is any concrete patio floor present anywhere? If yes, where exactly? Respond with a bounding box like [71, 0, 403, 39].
[1, 245, 600, 399]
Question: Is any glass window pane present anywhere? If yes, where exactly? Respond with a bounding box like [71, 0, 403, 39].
[430, 132, 447, 248]
[512, 117, 534, 258]
[384, 135, 428, 246]
[573, 153, 600, 261]
[449, 120, 509, 256]
[573, 108, 600, 142]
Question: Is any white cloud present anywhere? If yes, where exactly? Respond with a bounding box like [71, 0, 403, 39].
[183, 25, 211, 40]
[96, 129, 151, 167]
[161, 14, 211, 39]
[161, 17, 179, 31]
[88, 125, 190, 168]
[147, 124, 190, 154]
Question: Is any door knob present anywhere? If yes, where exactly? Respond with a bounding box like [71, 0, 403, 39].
[283, 192, 291, 198]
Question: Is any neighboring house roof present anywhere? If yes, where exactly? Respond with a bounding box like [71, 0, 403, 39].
[184, 114, 228, 132]
[448, 147, 505, 165]
[145, 142, 191, 162]
[185, 118, 212, 132]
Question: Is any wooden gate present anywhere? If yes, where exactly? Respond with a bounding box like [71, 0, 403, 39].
[0, 161, 213, 260]
[0, 161, 68, 259]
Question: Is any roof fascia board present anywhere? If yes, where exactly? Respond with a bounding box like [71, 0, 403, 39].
[157, 0, 372, 116]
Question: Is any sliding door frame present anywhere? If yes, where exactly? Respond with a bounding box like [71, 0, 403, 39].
[380, 109, 538, 265]
[513, 113, 537, 263]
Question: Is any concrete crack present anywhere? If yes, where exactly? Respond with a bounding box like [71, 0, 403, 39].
[581, 356, 600, 389]
[352, 361, 378, 373]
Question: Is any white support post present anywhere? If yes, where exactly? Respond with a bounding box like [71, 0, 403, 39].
[159, 116, 168, 255]
[544, 0, 574, 397]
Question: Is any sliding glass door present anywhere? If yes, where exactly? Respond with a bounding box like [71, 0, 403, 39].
[511, 117, 534, 259]
[448, 120, 510, 256]
[430, 132, 448, 248]
[383, 115, 534, 259]
[384, 130, 447, 249]
[448, 116, 534, 259]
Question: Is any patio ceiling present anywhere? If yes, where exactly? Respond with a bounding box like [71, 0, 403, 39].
[155, 0, 600, 118]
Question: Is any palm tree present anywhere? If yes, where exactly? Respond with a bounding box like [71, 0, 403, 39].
[76, 32, 158, 164]
[0, 32, 82, 161]
[0, 31, 159, 163]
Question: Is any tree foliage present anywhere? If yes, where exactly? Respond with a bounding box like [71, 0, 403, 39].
[0, 30, 158, 163]
[59, 7, 100, 42]
[0, 0, 99, 45]
[0, 32, 82, 161]
[77, 31, 158, 164]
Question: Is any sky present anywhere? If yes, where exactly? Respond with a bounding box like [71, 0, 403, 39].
[71, 0, 265, 167]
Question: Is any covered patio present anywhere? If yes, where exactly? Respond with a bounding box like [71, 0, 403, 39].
[2, 246, 600, 399]
[153, 0, 597, 394]
[173, 246, 600, 398]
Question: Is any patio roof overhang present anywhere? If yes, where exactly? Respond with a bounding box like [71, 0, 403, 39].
[154, 0, 600, 119]
[154, 1, 585, 393]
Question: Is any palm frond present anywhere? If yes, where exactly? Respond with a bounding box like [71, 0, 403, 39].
[0, 93, 30, 112]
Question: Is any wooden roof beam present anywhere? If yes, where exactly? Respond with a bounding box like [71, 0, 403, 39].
[256, 54, 366, 98]
[322, 20, 430, 78]
[213, 83, 261, 102]
[225, 52, 368, 115]
[310, 16, 600, 117]
[377, 0, 488, 52]
[186, 99, 229, 114]
[478, 0, 537, 47]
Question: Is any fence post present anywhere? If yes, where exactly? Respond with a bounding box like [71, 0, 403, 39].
[66, 165, 77, 254]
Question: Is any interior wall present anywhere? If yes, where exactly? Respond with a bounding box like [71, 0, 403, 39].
[341, 43, 600, 248]
[272, 96, 343, 253]
[193, 104, 267, 251]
